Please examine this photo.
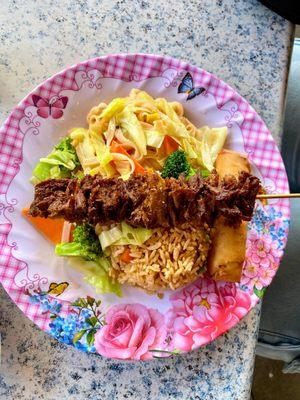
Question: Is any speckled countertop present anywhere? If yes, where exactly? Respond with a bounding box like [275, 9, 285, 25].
[0, 1, 293, 399]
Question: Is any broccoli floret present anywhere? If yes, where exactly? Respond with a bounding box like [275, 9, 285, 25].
[55, 136, 80, 168]
[161, 150, 195, 179]
[55, 136, 72, 152]
[55, 223, 102, 262]
[72, 224, 102, 262]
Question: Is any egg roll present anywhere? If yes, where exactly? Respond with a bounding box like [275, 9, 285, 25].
[215, 149, 250, 178]
[208, 149, 250, 282]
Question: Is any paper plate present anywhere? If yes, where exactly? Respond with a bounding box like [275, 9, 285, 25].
[0, 54, 290, 360]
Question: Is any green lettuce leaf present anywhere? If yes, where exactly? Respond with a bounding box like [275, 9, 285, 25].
[55, 242, 84, 257]
[67, 257, 122, 297]
[31, 136, 80, 184]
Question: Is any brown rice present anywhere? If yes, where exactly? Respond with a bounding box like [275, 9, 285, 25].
[107, 223, 211, 292]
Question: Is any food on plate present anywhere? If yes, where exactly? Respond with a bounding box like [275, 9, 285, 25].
[29, 171, 260, 229]
[22, 208, 65, 244]
[56, 223, 102, 262]
[25, 89, 261, 294]
[207, 150, 251, 282]
[107, 222, 211, 292]
[207, 218, 247, 283]
[31, 136, 81, 184]
[215, 149, 250, 178]
[160, 149, 195, 179]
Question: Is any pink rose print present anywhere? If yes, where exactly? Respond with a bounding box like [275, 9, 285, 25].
[246, 232, 281, 268]
[241, 232, 282, 290]
[94, 303, 167, 360]
[166, 277, 251, 352]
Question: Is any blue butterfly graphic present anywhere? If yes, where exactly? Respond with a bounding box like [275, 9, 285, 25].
[178, 72, 205, 100]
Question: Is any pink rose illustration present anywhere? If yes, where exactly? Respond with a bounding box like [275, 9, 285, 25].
[258, 267, 277, 286]
[241, 232, 282, 290]
[246, 232, 281, 268]
[166, 277, 251, 352]
[94, 303, 167, 360]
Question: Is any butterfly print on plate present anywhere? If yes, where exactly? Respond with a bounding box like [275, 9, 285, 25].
[32, 95, 68, 119]
[178, 72, 205, 101]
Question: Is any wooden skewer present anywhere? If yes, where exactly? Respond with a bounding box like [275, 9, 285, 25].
[257, 193, 300, 199]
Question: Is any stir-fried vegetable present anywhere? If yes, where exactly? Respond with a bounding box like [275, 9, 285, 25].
[98, 222, 152, 251]
[161, 150, 195, 179]
[163, 135, 179, 155]
[56, 224, 121, 296]
[67, 257, 122, 296]
[22, 207, 64, 244]
[115, 107, 147, 158]
[55, 223, 102, 262]
[70, 128, 116, 177]
[110, 141, 146, 176]
[31, 137, 80, 184]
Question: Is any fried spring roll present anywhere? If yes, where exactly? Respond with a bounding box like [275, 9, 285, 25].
[215, 149, 250, 178]
[208, 150, 250, 282]
[207, 218, 247, 282]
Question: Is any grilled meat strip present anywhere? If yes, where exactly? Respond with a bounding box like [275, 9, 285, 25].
[29, 171, 260, 229]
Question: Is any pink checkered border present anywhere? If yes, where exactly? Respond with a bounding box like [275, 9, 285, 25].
[0, 54, 290, 333]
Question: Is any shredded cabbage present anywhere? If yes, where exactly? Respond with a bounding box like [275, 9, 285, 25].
[98, 226, 123, 250]
[99, 98, 127, 120]
[99, 222, 152, 250]
[70, 127, 116, 177]
[31, 136, 80, 184]
[67, 256, 122, 296]
[118, 221, 153, 245]
[144, 124, 165, 148]
[116, 107, 147, 159]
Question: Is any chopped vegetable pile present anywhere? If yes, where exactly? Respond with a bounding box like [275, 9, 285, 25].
[69, 89, 227, 179]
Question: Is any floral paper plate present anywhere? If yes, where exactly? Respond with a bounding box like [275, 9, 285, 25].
[0, 54, 290, 360]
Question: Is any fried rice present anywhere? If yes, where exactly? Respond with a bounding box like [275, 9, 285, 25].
[107, 223, 211, 292]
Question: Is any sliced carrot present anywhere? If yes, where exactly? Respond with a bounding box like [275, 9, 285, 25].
[22, 208, 64, 244]
[163, 135, 179, 155]
[110, 140, 146, 175]
[120, 247, 132, 263]
[133, 160, 146, 175]
[110, 140, 126, 155]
